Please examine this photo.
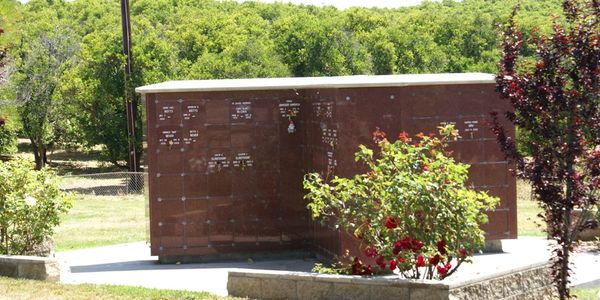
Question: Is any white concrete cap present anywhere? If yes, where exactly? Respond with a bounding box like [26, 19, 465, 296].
[135, 73, 495, 94]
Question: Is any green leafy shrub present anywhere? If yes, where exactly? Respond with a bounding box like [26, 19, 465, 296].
[0, 159, 73, 256]
[0, 117, 17, 155]
[304, 125, 499, 280]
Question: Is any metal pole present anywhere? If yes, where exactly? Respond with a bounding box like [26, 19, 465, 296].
[120, 0, 138, 172]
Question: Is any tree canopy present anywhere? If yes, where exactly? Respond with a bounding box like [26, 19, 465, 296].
[0, 0, 567, 166]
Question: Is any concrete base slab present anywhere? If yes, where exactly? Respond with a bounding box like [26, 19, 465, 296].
[55, 237, 600, 296]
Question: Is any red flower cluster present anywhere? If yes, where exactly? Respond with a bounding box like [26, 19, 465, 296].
[392, 236, 424, 255]
[416, 255, 426, 267]
[389, 259, 398, 271]
[436, 262, 452, 277]
[351, 257, 373, 276]
[364, 246, 378, 258]
[428, 254, 441, 265]
[385, 216, 398, 229]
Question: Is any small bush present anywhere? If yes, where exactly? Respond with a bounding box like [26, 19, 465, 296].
[0, 159, 73, 256]
[0, 117, 17, 155]
[304, 125, 499, 280]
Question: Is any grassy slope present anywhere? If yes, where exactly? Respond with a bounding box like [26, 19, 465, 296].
[0, 276, 228, 300]
[53, 195, 147, 252]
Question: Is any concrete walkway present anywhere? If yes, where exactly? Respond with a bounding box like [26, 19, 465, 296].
[56, 237, 600, 296]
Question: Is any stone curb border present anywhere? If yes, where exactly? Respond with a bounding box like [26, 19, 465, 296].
[228, 262, 554, 300]
[0, 255, 60, 282]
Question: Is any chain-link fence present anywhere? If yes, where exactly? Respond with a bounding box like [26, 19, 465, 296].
[60, 172, 147, 196]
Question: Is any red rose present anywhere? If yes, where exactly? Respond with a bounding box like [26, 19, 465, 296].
[416, 255, 426, 267]
[364, 246, 378, 258]
[437, 240, 447, 255]
[389, 259, 397, 271]
[397, 256, 405, 264]
[436, 265, 449, 276]
[412, 239, 424, 252]
[393, 240, 402, 255]
[428, 254, 441, 266]
[385, 216, 398, 229]
[459, 248, 467, 259]
[363, 264, 373, 275]
[376, 255, 386, 269]
[400, 236, 412, 251]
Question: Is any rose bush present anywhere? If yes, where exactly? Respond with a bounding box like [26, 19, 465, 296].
[304, 125, 498, 279]
[0, 159, 73, 255]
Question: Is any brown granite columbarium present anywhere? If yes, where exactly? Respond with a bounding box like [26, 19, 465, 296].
[135, 73, 517, 263]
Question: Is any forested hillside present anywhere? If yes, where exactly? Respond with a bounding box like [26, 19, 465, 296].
[0, 0, 565, 166]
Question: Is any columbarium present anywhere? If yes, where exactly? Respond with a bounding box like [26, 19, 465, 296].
[135, 73, 516, 262]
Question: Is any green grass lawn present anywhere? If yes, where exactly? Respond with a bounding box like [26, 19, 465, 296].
[573, 287, 600, 300]
[53, 194, 147, 252]
[0, 276, 230, 300]
[516, 179, 545, 237]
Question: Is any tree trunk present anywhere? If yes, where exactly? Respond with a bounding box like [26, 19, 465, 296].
[42, 147, 48, 165]
[30, 139, 46, 170]
[558, 208, 572, 300]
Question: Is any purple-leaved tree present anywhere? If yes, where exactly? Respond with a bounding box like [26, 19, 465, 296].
[492, 0, 599, 298]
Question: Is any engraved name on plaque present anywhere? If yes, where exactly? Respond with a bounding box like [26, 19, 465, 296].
[208, 153, 231, 170]
[183, 103, 201, 121]
[278, 100, 301, 118]
[183, 129, 200, 145]
[464, 120, 479, 139]
[159, 105, 176, 122]
[233, 152, 254, 169]
[231, 101, 253, 121]
[159, 129, 181, 147]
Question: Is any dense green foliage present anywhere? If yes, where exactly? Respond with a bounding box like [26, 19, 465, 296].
[304, 126, 498, 279]
[10, 24, 79, 169]
[0, 0, 565, 165]
[0, 159, 73, 255]
[0, 117, 16, 155]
